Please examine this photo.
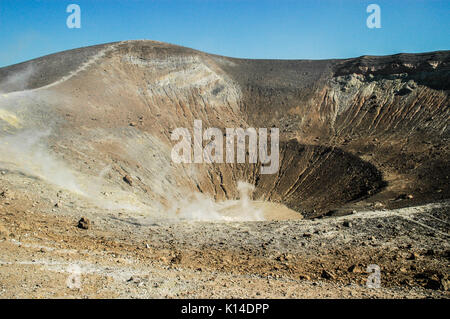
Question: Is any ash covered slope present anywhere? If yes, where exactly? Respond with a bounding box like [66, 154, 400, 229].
[0, 40, 448, 218]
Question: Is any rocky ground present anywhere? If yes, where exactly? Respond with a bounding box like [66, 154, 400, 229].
[0, 173, 448, 298]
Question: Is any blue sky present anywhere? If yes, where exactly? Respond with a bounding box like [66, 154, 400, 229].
[0, 0, 449, 67]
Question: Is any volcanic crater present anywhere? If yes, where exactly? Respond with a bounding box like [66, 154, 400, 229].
[0, 41, 449, 298]
[1, 40, 448, 220]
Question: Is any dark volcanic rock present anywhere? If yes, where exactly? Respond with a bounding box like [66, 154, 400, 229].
[77, 217, 90, 230]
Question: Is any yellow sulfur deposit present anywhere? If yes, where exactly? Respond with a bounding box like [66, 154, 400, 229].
[0, 109, 21, 128]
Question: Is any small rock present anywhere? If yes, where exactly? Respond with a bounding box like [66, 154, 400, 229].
[440, 279, 449, 291]
[325, 210, 354, 217]
[284, 254, 294, 261]
[321, 270, 335, 280]
[425, 278, 441, 290]
[171, 253, 182, 264]
[348, 264, 363, 273]
[123, 175, 133, 186]
[396, 194, 413, 200]
[407, 252, 419, 260]
[395, 87, 413, 96]
[343, 221, 352, 228]
[424, 249, 434, 256]
[77, 217, 90, 230]
[299, 274, 311, 280]
[153, 282, 161, 288]
[325, 210, 339, 217]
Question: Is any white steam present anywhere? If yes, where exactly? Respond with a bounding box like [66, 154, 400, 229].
[0, 129, 84, 194]
[168, 181, 264, 221]
[0, 129, 153, 213]
[0, 64, 36, 93]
